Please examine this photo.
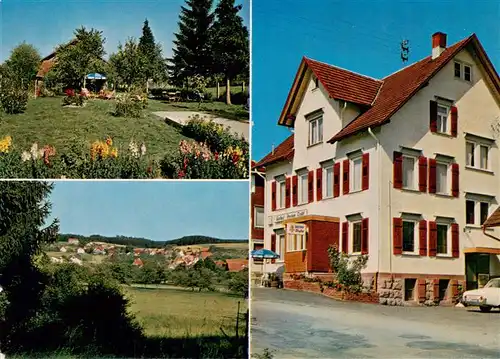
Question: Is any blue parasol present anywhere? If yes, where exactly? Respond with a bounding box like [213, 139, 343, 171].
[251, 248, 280, 259]
[86, 73, 106, 80]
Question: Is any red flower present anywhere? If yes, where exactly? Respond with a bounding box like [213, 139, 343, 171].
[183, 158, 189, 170]
[214, 151, 219, 160]
[65, 89, 75, 97]
[178, 170, 185, 178]
[232, 153, 240, 164]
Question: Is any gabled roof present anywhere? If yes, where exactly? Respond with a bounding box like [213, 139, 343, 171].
[483, 206, 500, 228]
[329, 34, 500, 143]
[226, 259, 248, 272]
[278, 58, 382, 126]
[254, 134, 294, 169]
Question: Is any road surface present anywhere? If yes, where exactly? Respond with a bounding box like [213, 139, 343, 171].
[251, 288, 500, 358]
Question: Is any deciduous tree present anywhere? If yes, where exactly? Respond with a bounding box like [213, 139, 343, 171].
[4, 42, 41, 90]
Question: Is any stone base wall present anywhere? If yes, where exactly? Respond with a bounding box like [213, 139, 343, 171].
[378, 277, 403, 306]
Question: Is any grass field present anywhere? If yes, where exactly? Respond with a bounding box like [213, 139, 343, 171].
[125, 286, 247, 338]
[176, 242, 249, 251]
[0, 97, 189, 160]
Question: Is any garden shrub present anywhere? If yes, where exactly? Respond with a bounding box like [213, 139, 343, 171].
[114, 92, 147, 117]
[0, 86, 29, 114]
[61, 89, 85, 107]
[327, 244, 368, 293]
[217, 89, 249, 105]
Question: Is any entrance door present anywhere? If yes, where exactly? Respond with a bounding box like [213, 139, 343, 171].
[465, 253, 490, 290]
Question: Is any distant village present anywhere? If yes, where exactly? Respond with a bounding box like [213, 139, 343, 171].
[47, 237, 248, 272]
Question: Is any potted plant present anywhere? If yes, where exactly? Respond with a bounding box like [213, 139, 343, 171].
[269, 273, 279, 288]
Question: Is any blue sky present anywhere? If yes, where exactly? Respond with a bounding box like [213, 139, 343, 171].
[252, 0, 500, 160]
[1, 0, 250, 62]
[47, 181, 249, 241]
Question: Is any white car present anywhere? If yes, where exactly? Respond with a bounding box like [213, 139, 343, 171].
[462, 278, 500, 312]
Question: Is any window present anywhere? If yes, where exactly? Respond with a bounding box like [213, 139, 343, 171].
[480, 202, 489, 225]
[298, 173, 308, 204]
[324, 165, 333, 198]
[287, 233, 306, 252]
[466, 140, 491, 171]
[466, 142, 475, 167]
[351, 157, 362, 192]
[436, 163, 448, 194]
[404, 279, 417, 301]
[402, 156, 416, 189]
[454, 62, 473, 82]
[466, 200, 475, 225]
[402, 221, 416, 252]
[278, 180, 286, 209]
[254, 207, 264, 228]
[352, 221, 362, 253]
[480, 145, 489, 170]
[464, 65, 471, 82]
[436, 224, 448, 255]
[436, 105, 449, 133]
[454, 62, 461, 78]
[308, 114, 323, 146]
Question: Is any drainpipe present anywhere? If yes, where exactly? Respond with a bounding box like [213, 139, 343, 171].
[367, 127, 381, 290]
[482, 226, 500, 242]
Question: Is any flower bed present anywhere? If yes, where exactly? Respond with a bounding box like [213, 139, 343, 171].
[0, 136, 159, 179]
[283, 277, 379, 304]
[160, 117, 249, 179]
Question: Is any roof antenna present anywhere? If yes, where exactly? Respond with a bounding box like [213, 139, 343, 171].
[400, 39, 410, 64]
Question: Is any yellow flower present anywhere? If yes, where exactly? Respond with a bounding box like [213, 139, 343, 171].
[0, 136, 12, 153]
[90, 140, 110, 160]
[106, 137, 113, 146]
[110, 147, 118, 158]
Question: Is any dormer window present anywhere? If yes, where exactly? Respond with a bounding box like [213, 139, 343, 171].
[454, 61, 472, 83]
[307, 111, 323, 146]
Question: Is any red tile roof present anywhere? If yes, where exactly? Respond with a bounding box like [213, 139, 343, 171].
[329, 34, 499, 143]
[201, 251, 213, 259]
[483, 207, 500, 228]
[305, 58, 382, 106]
[254, 134, 294, 168]
[225, 259, 248, 272]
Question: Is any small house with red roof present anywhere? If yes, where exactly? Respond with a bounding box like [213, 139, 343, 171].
[132, 258, 144, 267]
[254, 32, 500, 305]
[201, 251, 213, 260]
[226, 259, 248, 272]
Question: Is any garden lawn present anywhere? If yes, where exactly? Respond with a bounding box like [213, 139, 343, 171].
[0, 97, 189, 159]
[125, 286, 247, 338]
[147, 99, 249, 122]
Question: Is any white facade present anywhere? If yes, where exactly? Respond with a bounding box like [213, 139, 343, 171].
[262, 44, 500, 281]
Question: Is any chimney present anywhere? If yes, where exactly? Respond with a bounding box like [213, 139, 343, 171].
[432, 32, 447, 59]
[271, 144, 275, 155]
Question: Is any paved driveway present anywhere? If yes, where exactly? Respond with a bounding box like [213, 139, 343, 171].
[152, 111, 249, 141]
[251, 288, 500, 358]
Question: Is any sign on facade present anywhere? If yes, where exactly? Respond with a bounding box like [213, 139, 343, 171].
[287, 223, 307, 235]
[274, 209, 308, 224]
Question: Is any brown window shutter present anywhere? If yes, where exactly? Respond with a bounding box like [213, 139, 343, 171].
[419, 220, 428, 256]
[428, 221, 437, 257]
[418, 156, 428, 192]
[285, 177, 291, 209]
[361, 218, 369, 254]
[341, 221, 349, 253]
[333, 162, 340, 197]
[271, 234, 276, 263]
[393, 218, 403, 255]
[271, 181, 277, 211]
[418, 279, 426, 303]
[451, 223, 459, 258]
[362, 153, 369, 191]
[393, 151, 403, 189]
[432, 279, 440, 302]
[308, 170, 314, 203]
[342, 159, 350, 194]
[451, 163, 459, 198]
[428, 159, 437, 194]
[429, 100, 438, 133]
[451, 106, 458, 137]
[292, 175, 298, 206]
[316, 168, 323, 201]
